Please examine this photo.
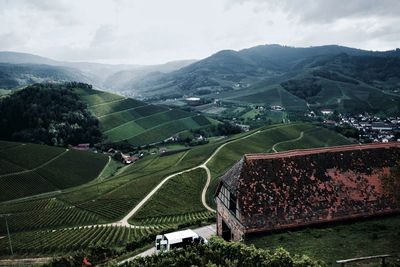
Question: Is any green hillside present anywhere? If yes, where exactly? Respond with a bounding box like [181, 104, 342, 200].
[75, 86, 214, 146]
[0, 123, 352, 258]
[0, 140, 109, 201]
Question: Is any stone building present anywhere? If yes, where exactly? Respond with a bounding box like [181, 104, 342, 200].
[214, 143, 400, 241]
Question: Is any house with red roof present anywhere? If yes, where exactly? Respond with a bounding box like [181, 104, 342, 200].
[214, 143, 400, 241]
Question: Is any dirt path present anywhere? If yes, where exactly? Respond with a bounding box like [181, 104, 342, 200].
[89, 97, 127, 108]
[0, 149, 69, 178]
[96, 156, 111, 180]
[272, 131, 304, 152]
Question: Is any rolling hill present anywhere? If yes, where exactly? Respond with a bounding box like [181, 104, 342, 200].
[0, 51, 195, 92]
[0, 140, 109, 202]
[74, 86, 214, 146]
[0, 123, 351, 255]
[121, 45, 400, 117]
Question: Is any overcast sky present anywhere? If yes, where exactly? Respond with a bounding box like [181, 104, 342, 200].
[1, 0, 399, 65]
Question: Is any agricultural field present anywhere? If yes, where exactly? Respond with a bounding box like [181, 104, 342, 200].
[0, 123, 354, 258]
[0, 225, 165, 256]
[246, 215, 400, 266]
[75, 87, 214, 146]
[130, 168, 207, 222]
[0, 141, 109, 201]
[205, 124, 352, 208]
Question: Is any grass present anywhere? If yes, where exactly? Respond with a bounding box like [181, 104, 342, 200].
[245, 215, 400, 266]
[105, 121, 145, 142]
[275, 127, 352, 151]
[130, 168, 207, 221]
[99, 158, 124, 180]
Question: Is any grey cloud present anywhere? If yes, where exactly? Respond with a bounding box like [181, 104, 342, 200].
[228, 0, 400, 24]
[90, 25, 117, 47]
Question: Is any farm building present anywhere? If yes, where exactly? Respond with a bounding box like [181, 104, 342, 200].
[214, 143, 400, 241]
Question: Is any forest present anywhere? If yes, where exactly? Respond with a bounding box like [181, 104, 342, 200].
[0, 82, 103, 146]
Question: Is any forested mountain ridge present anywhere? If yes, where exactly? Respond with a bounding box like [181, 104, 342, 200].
[120, 45, 400, 99]
[0, 51, 195, 93]
[0, 82, 103, 146]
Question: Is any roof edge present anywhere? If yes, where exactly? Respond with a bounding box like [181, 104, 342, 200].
[245, 142, 400, 160]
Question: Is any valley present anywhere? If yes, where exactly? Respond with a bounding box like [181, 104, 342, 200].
[0, 44, 399, 266]
[0, 123, 353, 262]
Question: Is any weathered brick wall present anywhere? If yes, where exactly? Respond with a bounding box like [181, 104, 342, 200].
[216, 197, 245, 241]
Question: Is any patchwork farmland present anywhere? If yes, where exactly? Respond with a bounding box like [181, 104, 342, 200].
[75, 87, 214, 146]
[2, 123, 397, 264]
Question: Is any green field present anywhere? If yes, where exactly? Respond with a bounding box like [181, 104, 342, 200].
[0, 123, 356, 258]
[0, 141, 109, 201]
[75, 88, 213, 146]
[131, 168, 207, 221]
[246, 215, 400, 266]
[0, 225, 164, 255]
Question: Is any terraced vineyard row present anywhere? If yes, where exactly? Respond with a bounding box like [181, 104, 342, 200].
[77, 199, 137, 220]
[131, 211, 215, 226]
[0, 204, 102, 233]
[0, 142, 65, 171]
[74, 86, 214, 146]
[88, 98, 146, 117]
[0, 225, 165, 255]
[0, 198, 64, 214]
[0, 172, 58, 202]
[0, 141, 109, 201]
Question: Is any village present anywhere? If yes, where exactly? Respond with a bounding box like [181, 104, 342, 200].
[306, 109, 400, 143]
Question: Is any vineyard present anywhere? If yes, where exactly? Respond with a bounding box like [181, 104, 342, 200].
[0, 141, 109, 201]
[131, 210, 215, 227]
[74, 87, 214, 146]
[0, 199, 102, 233]
[0, 225, 165, 255]
[0, 122, 358, 259]
[131, 168, 207, 220]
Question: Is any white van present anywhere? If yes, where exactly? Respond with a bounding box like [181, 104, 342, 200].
[155, 229, 208, 253]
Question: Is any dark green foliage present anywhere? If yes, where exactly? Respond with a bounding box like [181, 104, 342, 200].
[39, 245, 118, 266]
[211, 121, 242, 136]
[125, 237, 325, 267]
[0, 82, 103, 146]
[281, 78, 322, 102]
[333, 125, 359, 139]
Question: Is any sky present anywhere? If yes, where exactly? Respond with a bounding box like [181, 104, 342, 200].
[1, 0, 399, 65]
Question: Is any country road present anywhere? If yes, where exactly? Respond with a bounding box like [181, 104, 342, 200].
[118, 224, 216, 265]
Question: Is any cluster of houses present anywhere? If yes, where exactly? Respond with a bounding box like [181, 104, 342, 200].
[325, 113, 400, 143]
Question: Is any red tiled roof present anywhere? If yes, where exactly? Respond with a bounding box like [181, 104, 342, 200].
[217, 142, 400, 233]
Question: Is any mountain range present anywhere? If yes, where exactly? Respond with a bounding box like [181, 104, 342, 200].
[1, 44, 399, 115]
